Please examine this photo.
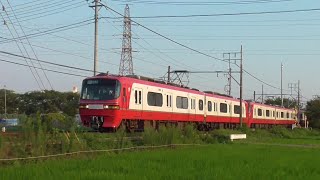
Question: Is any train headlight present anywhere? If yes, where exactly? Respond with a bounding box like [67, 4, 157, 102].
[79, 104, 88, 109]
[104, 105, 120, 110]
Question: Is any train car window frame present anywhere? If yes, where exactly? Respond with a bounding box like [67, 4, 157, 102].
[166, 95, 172, 107]
[287, 112, 289, 118]
[176, 96, 188, 109]
[81, 79, 121, 100]
[190, 99, 196, 110]
[220, 103, 228, 113]
[281, 112, 284, 118]
[258, 109, 262, 116]
[266, 110, 270, 117]
[199, 100, 204, 111]
[208, 101, 212, 112]
[134, 90, 138, 104]
[139, 91, 142, 104]
[234, 105, 241, 115]
[147, 92, 163, 107]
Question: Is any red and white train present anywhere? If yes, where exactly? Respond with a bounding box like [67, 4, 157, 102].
[79, 74, 298, 132]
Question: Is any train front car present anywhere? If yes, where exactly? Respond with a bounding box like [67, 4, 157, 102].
[79, 75, 123, 131]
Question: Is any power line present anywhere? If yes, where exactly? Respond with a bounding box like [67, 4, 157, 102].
[102, 7, 320, 19]
[0, 19, 94, 44]
[0, 50, 98, 74]
[5, 0, 77, 14]
[105, 6, 222, 84]
[0, 58, 88, 78]
[101, 4, 227, 63]
[7, 1, 86, 23]
[0, 3, 44, 90]
[101, 3, 292, 92]
[5, 0, 54, 90]
[111, 0, 294, 6]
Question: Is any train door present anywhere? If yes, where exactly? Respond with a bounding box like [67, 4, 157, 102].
[189, 96, 196, 121]
[166, 93, 173, 120]
[203, 95, 207, 123]
[133, 88, 143, 119]
[121, 86, 128, 118]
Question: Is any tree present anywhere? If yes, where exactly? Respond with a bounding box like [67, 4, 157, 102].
[0, 89, 19, 115]
[1, 89, 80, 117]
[305, 98, 320, 128]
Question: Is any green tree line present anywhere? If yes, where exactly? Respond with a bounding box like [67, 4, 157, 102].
[265, 97, 320, 128]
[0, 89, 79, 117]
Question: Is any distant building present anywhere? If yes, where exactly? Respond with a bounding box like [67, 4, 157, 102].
[72, 86, 78, 93]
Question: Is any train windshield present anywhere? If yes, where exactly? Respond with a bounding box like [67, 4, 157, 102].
[81, 79, 121, 100]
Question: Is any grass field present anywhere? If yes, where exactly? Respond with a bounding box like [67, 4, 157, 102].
[1, 143, 320, 180]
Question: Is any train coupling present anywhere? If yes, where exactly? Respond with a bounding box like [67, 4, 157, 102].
[90, 116, 104, 130]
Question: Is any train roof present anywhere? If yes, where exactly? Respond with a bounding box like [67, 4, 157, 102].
[250, 101, 296, 111]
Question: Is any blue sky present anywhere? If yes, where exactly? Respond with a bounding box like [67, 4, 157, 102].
[0, 0, 319, 106]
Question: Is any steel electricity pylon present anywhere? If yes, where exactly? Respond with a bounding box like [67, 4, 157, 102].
[119, 4, 134, 76]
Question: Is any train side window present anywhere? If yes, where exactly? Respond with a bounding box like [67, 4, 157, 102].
[220, 103, 227, 113]
[266, 110, 270, 117]
[199, 100, 204, 111]
[170, 95, 172, 107]
[134, 90, 138, 104]
[190, 99, 195, 109]
[166, 95, 172, 107]
[139, 91, 142, 104]
[287, 112, 289, 118]
[258, 109, 262, 116]
[281, 112, 284, 118]
[176, 96, 188, 109]
[234, 105, 241, 114]
[208, 101, 212, 112]
[147, 92, 162, 107]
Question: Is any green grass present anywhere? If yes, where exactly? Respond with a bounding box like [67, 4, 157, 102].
[1, 143, 320, 180]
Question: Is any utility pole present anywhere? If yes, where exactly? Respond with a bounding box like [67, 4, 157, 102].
[239, 45, 243, 127]
[281, 63, 283, 107]
[298, 80, 300, 111]
[222, 47, 243, 127]
[4, 85, 6, 118]
[223, 53, 232, 96]
[93, 0, 100, 76]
